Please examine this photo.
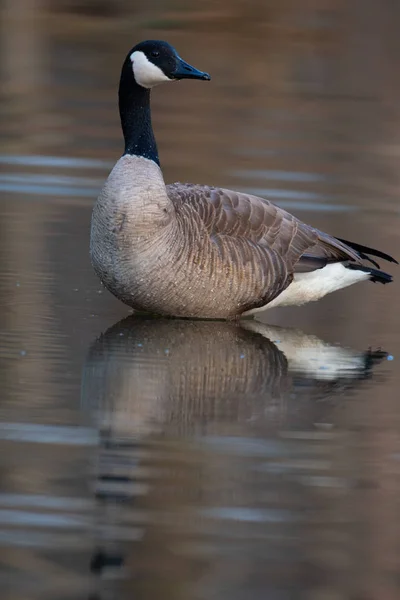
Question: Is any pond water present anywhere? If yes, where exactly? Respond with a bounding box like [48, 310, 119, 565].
[0, 2, 400, 599]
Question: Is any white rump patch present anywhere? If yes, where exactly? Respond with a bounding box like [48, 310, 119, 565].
[245, 263, 369, 314]
[130, 51, 170, 89]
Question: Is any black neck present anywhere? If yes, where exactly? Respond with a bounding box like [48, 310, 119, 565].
[118, 57, 160, 166]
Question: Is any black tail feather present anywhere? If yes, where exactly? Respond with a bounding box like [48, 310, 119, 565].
[337, 238, 398, 266]
[364, 348, 388, 369]
[346, 263, 393, 284]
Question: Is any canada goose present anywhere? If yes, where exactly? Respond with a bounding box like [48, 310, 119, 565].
[90, 40, 397, 319]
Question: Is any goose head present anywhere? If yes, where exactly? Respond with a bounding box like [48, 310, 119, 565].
[127, 40, 211, 89]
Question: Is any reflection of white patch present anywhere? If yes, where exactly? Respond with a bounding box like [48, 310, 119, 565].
[242, 322, 367, 381]
[245, 263, 369, 314]
[130, 51, 170, 88]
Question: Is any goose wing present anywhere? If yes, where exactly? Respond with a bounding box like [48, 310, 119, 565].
[167, 183, 369, 268]
[166, 184, 394, 310]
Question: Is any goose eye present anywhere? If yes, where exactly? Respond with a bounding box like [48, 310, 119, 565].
[151, 50, 160, 58]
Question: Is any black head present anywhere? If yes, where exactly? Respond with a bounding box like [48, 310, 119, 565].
[127, 40, 210, 89]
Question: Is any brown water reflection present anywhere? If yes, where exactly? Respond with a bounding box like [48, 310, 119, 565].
[80, 317, 392, 600]
[1, 1, 400, 599]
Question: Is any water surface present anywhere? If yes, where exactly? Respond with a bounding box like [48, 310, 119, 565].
[1, 2, 400, 599]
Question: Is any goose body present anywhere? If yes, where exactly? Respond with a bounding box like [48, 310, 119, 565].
[90, 40, 396, 319]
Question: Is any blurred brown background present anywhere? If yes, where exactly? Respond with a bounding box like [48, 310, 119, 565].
[0, 2, 400, 600]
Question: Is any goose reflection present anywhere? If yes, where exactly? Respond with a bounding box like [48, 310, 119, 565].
[83, 317, 387, 596]
[82, 317, 386, 438]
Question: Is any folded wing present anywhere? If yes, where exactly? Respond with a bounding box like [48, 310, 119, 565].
[167, 183, 395, 309]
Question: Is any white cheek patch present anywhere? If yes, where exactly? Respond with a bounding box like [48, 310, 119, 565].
[130, 50, 171, 88]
